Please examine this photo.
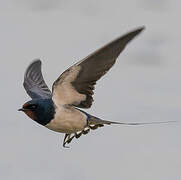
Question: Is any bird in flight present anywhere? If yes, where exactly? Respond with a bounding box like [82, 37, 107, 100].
[19, 26, 164, 148]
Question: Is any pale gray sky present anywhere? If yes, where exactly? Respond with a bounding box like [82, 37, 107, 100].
[1, 0, 181, 180]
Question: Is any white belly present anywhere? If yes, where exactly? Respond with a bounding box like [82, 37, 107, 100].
[45, 106, 87, 134]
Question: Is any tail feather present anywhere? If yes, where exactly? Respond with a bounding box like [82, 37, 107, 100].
[88, 116, 178, 126]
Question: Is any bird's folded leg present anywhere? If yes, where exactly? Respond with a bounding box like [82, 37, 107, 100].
[89, 125, 99, 130]
[82, 128, 90, 135]
[63, 134, 70, 148]
[75, 132, 82, 138]
[62, 124, 103, 148]
[98, 124, 104, 127]
[66, 134, 75, 144]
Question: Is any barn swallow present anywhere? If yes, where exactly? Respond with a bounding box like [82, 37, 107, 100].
[19, 26, 161, 148]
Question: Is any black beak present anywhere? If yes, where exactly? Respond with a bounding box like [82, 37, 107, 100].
[18, 108, 25, 112]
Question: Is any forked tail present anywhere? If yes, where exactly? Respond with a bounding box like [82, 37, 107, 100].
[88, 116, 178, 126]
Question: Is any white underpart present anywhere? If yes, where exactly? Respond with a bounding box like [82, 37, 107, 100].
[45, 106, 87, 134]
[52, 65, 86, 107]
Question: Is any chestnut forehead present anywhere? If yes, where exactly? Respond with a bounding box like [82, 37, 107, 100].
[23, 102, 30, 108]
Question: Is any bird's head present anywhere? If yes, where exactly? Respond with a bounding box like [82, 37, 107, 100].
[19, 99, 40, 121]
[18, 99, 55, 126]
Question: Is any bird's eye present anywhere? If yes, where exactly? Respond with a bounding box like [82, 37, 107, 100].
[31, 105, 36, 109]
[28, 105, 37, 110]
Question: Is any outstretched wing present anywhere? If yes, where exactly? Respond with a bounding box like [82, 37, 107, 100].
[52, 27, 145, 108]
[23, 59, 52, 99]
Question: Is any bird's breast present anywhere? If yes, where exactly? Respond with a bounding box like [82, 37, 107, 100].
[45, 106, 87, 134]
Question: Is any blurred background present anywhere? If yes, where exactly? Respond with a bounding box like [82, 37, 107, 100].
[0, 0, 181, 180]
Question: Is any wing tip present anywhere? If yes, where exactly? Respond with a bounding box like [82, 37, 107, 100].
[27, 59, 42, 70]
[24, 59, 42, 77]
[30, 59, 42, 66]
[23, 59, 43, 89]
[134, 26, 145, 35]
[116, 26, 145, 49]
[135, 26, 145, 32]
[127, 25, 145, 38]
